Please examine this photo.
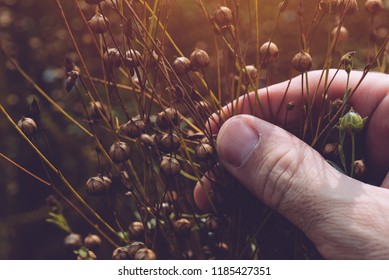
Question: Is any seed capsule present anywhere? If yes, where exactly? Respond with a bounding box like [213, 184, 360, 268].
[87, 101, 108, 120]
[160, 156, 181, 176]
[156, 107, 180, 129]
[134, 248, 156, 260]
[89, 13, 108, 34]
[337, 108, 367, 134]
[213, 6, 233, 26]
[121, 118, 145, 138]
[205, 215, 220, 232]
[278, 1, 289, 12]
[259, 41, 279, 61]
[172, 57, 191, 75]
[319, 0, 340, 14]
[331, 25, 349, 43]
[195, 143, 214, 161]
[159, 133, 181, 153]
[103, 48, 121, 68]
[291, 51, 312, 72]
[338, 0, 359, 16]
[323, 143, 338, 157]
[17, 117, 37, 137]
[365, 0, 384, 15]
[77, 249, 97, 260]
[85, 175, 112, 196]
[64, 233, 83, 250]
[128, 221, 145, 240]
[190, 48, 210, 70]
[172, 218, 192, 236]
[125, 49, 142, 68]
[84, 234, 102, 250]
[109, 141, 131, 163]
[242, 65, 258, 85]
[354, 159, 367, 176]
[341, 51, 356, 73]
[65, 70, 79, 92]
[126, 242, 147, 259]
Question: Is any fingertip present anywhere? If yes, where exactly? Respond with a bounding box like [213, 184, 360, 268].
[193, 176, 213, 212]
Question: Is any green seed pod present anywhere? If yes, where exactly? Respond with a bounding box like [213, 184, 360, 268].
[76, 248, 97, 260]
[109, 141, 131, 163]
[341, 51, 356, 73]
[337, 108, 367, 134]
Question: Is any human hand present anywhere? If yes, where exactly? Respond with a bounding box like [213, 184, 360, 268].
[194, 69, 389, 259]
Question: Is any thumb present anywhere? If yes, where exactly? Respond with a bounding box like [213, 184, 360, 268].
[216, 115, 343, 234]
[215, 114, 389, 259]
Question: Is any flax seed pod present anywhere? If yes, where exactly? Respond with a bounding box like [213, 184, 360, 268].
[242, 65, 258, 85]
[64, 233, 83, 250]
[365, 0, 384, 15]
[319, 0, 340, 14]
[213, 6, 233, 26]
[77, 249, 97, 260]
[172, 218, 192, 236]
[195, 143, 214, 161]
[156, 107, 180, 129]
[126, 242, 147, 259]
[84, 234, 102, 250]
[108, 141, 131, 163]
[354, 159, 367, 177]
[338, 0, 359, 16]
[65, 70, 79, 92]
[159, 133, 181, 153]
[259, 41, 279, 61]
[89, 13, 108, 34]
[331, 25, 349, 43]
[125, 49, 142, 68]
[121, 118, 145, 138]
[128, 221, 145, 240]
[160, 156, 181, 176]
[103, 48, 121, 68]
[291, 51, 312, 72]
[173, 56, 191, 75]
[134, 248, 156, 260]
[85, 175, 112, 196]
[87, 101, 108, 120]
[190, 48, 210, 70]
[17, 117, 37, 137]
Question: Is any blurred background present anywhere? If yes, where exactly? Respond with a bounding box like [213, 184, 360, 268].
[0, 0, 388, 259]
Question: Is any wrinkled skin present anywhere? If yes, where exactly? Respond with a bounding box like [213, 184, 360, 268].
[194, 70, 389, 259]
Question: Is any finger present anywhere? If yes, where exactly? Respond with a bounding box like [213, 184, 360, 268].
[215, 114, 389, 259]
[209, 69, 389, 133]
